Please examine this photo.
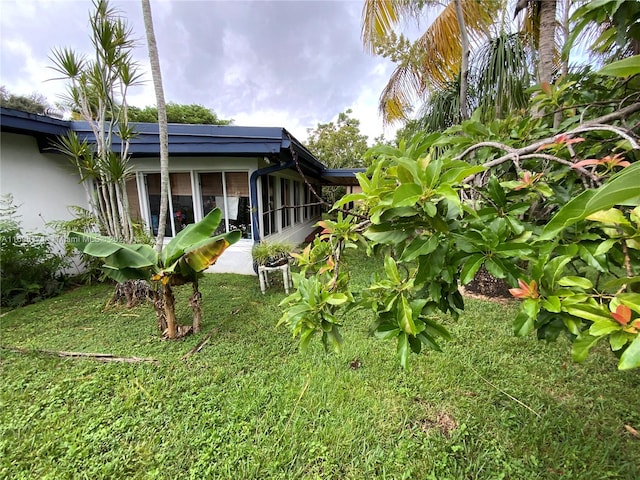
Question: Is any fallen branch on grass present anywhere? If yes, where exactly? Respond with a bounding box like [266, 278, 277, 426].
[1, 345, 158, 364]
[180, 326, 221, 360]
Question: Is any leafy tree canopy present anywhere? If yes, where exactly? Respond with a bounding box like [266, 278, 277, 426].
[305, 109, 369, 168]
[0, 86, 51, 115]
[128, 102, 232, 125]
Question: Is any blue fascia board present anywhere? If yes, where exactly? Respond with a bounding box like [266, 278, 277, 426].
[1, 109, 329, 172]
[0, 107, 70, 136]
[322, 168, 366, 176]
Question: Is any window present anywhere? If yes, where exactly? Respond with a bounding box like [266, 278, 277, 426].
[261, 175, 278, 237]
[293, 181, 300, 224]
[170, 173, 194, 233]
[126, 177, 142, 221]
[145, 172, 194, 237]
[201, 171, 251, 239]
[280, 178, 291, 229]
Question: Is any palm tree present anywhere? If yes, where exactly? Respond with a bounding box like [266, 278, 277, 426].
[361, 0, 497, 124]
[140, 0, 169, 255]
[514, 0, 558, 85]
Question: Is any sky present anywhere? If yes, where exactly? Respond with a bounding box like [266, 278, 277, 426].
[0, 0, 402, 143]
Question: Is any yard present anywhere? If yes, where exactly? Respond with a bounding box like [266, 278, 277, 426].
[1, 251, 639, 479]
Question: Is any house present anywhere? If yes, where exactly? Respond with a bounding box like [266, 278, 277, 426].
[0, 107, 362, 274]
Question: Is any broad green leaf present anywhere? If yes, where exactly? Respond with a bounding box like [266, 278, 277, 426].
[397, 332, 410, 369]
[384, 256, 401, 283]
[374, 323, 401, 340]
[183, 237, 232, 272]
[460, 253, 484, 285]
[543, 256, 572, 288]
[424, 319, 451, 340]
[101, 266, 150, 283]
[522, 298, 540, 319]
[417, 332, 442, 351]
[69, 232, 157, 270]
[594, 238, 617, 256]
[364, 223, 411, 244]
[494, 242, 533, 256]
[589, 319, 621, 336]
[487, 176, 507, 207]
[408, 334, 422, 354]
[392, 183, 423, 207]
[333, 192, 367, 209]
[299, 327, 316, 353]
[439, 165, 485, 184]
[161, 208, 224, 266]
[323, 325, 343, 354]
[609, 331, 629, 351]
[562, 317, 582, 335]
[586, 208, 631, 226]
[597, 55, 640, 77]
[619, 334, 640, 370]
[400, 235, 439, 262]
[484, 257, 506, 279]
[563, 304, 612, 323]
[541, 162, 640, 240]
[398, 294, 418, 336]
[513, 310, 534, 336]
[326, 293, 349, 306]
[558, 276, 593, 290]
[542, 296, 562, 313]
[572, 334, 601, 362]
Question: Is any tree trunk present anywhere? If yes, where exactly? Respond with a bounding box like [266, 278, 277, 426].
[453, 0, 469, 121]
[141, 0, 170, 253]
[537, 0, 557, 86]
[190, 278, 203, 334]
[162, 282, 178, 339]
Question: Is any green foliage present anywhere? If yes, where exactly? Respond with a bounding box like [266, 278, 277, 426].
[305, 109, 369, 168]
[280, 63, 640, 369]
[0, 86, 51, 114]
[50, 0, 142, 243]
[128, 102, 233, 125]
[568, 0, 640, 61]
[251, 241, 294, 267]
[70, 208, 241, 285]
[0, 195, 67, 308]
[1, 259, 639, 479]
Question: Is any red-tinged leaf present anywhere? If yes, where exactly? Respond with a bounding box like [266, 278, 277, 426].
[509, 279, 539, 299]
[541, 82, 552, 95]
[611, 304, 632, 325]
[572, 159, 600, 169]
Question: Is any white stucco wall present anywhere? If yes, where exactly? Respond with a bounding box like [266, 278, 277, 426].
[0, 132, 89, 232]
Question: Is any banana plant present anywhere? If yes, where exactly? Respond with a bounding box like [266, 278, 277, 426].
[69, 208, 241, 338]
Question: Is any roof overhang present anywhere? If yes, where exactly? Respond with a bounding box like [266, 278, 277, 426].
[321, 168, 365, 186]
[0, 108, 329, 179]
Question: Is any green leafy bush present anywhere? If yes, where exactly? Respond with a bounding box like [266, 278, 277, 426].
[0, 195, 68, 308]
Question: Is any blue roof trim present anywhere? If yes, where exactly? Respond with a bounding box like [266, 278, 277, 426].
[0, 108, 341, 179]
[0, 107, 70, 136]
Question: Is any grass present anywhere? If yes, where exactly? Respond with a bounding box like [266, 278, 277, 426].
[1, 251, 639, 479]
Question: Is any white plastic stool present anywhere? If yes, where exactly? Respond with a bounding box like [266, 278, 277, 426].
[258, 263, 292, 294]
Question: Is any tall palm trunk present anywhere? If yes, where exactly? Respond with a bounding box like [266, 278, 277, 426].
[453, 0, 470, 121]
[142, 0, 177, 339]
[538, 0, 557, 86]
[141, 0, 170, 254]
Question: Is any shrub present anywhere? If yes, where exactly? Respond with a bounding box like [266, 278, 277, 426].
[0, 195, 68, 308]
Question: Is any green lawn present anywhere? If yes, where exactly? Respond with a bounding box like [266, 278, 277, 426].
[1, 252, 639, 479]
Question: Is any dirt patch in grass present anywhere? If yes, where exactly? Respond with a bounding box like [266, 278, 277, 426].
[414, 412, 459, 438]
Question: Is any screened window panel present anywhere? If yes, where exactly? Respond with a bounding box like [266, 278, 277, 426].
[126, 178, 141, 220]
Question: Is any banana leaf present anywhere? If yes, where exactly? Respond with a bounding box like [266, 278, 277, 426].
[160, 208, 223, 267]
